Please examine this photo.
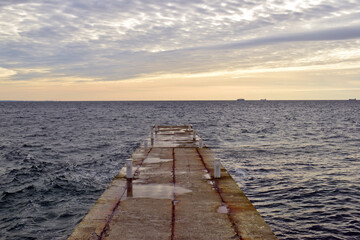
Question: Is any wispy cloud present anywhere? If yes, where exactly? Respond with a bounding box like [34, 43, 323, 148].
[197, 25, 360, 51]
[0, 67, 17, 78]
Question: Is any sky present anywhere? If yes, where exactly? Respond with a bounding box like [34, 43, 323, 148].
[1, 0, 360, 100]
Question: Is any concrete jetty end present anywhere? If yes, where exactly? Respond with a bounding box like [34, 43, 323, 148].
[68, 126, 277, 240]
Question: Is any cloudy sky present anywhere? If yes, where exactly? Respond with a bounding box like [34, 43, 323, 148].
[1, 0, 360, 100]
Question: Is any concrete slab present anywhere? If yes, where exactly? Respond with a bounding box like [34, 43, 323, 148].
[174, 148, 236, 240]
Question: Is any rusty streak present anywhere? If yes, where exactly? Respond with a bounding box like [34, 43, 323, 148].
[98, 148, 153, 240]
[171, 147, 176, 240]
[196, 148, 243, 240]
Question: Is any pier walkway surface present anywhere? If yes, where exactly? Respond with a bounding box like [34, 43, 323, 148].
[68, 126, 277, 240]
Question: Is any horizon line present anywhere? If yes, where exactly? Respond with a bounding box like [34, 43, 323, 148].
[0, 99, 357, 102]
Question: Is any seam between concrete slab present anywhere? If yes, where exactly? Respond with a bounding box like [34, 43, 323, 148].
[98, 148, 153, 240]
[196, 148, 242, 240]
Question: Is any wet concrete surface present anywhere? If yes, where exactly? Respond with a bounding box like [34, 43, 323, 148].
[68, 126, 277, 240]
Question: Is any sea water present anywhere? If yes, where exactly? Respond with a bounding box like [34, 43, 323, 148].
[0, 101, 359, 239]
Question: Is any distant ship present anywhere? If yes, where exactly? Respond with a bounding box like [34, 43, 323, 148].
[348, 98, 357, 101]
[260, 99, 267, 101]
[236, 98, 245, 101]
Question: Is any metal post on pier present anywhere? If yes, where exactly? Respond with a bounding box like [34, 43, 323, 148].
[214, 158, 221, 178]
[144, 140, 148, 149]
[126, 158, 133, 179]
[151, 127, 154, 146]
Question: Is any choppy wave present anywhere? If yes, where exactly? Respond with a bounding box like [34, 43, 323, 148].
[0, 101, 359, 239]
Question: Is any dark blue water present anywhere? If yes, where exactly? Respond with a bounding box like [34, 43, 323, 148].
[0, 101, 359, 240]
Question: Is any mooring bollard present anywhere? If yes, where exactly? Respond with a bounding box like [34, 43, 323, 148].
[199, 139, 203, 148]
[151, 127, 155, 145]
[144, 140, 148, 149]
[126, 158, 133, 179]
[193, 130, 196, 141]
[214, 158, 221, 178]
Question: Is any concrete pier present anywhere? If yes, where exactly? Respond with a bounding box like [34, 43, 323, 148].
[68, 126, 277, 240]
